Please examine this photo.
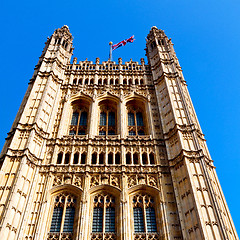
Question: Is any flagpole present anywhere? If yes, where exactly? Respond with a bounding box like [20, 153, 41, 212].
[109, 41, 113, 61]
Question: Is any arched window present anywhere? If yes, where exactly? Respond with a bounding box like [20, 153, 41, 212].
[115, 152, 121, 164]
[132, 194, 157, 236]
[92, 152, 97, 164]
[126, 152, 131, 164]
[126, 100, 147, 136]
[123, 79, 127, 85]
[49, 193, 77, 238]
[99, 152, 104, 164]
[69, 99, 90, 136]
[135, 79, 139, 85]
[98, 79, 102, 85]
[149, 153, 155, 165]
[64, 153, 70, 164]
[108, 153, 113, 164]
[57, 152, 63, 164]
[133, 153, 139, 164]
[92, 194, 116, 238]
[98, 100, 117, 136]
[81, 152, 86, 164]
[73, 152, 79, 164]
[142, 153, 148, 165]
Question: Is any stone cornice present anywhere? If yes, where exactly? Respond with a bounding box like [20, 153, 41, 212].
[168, 149, 214, 168]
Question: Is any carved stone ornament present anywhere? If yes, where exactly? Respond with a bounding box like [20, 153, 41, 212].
[52, 174, 83, 188]
[127, 175, 158, 188]
[90, 174, 120, 188]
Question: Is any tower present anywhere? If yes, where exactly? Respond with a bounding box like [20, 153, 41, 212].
[0, 25, 238, 240]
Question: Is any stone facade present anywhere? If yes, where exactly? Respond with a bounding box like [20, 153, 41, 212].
[0, 25, 238, 240]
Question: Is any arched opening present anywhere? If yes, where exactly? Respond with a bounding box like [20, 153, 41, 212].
[90, 79, 94, 84]
[99, 152, 104, 165]
[64, 153, 70, 164]
[73, 152, 79, 164]
[108, 153, 113, 164]
[48, 191, 80, 239]
[149, 153, 155, 165]
[126, 152, 131, 164]
[115, 79, 119, 85]
[92, 153, 97, 164]
[98, 99, 118, 136]
[81, 152, 86, 164]
[57, 152, 63, 164]
[123, 79, 127, 85]
[135, 79, 139, 85]
[110, 79, 114, 85]
[90, 191, 119, 238]
[73, 78, 77, 85]
[133, 153, 139, 164]
[69, 98, 90, 136]
[115, 152, 120, 164]
[98, 79, 102, 85]
[126, 99, 148, 136]
[142, 153, 148, 165]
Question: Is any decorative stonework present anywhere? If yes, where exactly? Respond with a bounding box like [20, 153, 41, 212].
[127, 175, 158, 188]
[52, 174, 83, 188]
[90, 174, 120, 188]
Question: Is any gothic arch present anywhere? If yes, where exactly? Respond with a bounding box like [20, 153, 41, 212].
[124, 92, 148, 103]
[87, 185, 121, 240]
[49, 184, 83, 198]
[89, 184, 121, 196]
[128, 184, 160, 196]
[97, 92, 120, 104]
[69, 92, 93, 104]
[125, 97, 149, 136]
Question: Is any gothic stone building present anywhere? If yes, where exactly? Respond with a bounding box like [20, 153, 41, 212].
[0, 26, 238, 240]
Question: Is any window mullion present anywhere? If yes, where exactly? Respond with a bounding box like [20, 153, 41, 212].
[103, 198, 106, 236]
[134, 111, 138, 135]
[60, 197, 67, 236]
[143, 202, 147, 234]
[106, 111, 109, 135]
[77, 110, 81, 135]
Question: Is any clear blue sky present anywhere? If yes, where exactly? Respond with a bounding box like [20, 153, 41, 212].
[1, 0, 240, 235]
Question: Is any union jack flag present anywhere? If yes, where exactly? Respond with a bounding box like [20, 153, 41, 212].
[112, 35, 135, 51]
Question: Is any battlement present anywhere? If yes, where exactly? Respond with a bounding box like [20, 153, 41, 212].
[66, 57, 151, 72]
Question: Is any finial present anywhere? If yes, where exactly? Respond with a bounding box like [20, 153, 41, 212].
[118, 58, 122, 64]
[109, 41, 113, 45]
[73, 57, 77, 64]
